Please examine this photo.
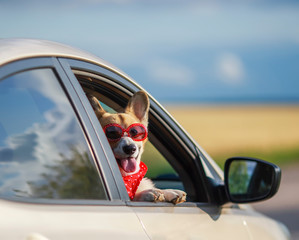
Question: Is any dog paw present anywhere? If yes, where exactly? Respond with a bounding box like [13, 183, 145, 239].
[152, 189, 166, 202]
[162, 189, 187, 204]
[171, 191, 187, 204]
[134, 189, 165, 202]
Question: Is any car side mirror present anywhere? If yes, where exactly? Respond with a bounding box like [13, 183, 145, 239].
[224, 157, 281, 203]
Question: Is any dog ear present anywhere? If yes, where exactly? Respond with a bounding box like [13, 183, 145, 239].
[125, 91, 150, 125]
[87, 94, 106, 119]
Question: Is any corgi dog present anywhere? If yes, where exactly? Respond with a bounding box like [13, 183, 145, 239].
[88, 91, 186, 204]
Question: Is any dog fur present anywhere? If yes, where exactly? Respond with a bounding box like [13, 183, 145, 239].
[89, 91, 186, 204]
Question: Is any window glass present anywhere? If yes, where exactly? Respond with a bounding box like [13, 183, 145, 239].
[142, 142, 177, 179]
[142, 141, 184, 190]
[0, 69, 107, 200]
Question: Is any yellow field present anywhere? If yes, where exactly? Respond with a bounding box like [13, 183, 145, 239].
[166, 105, 299, 160]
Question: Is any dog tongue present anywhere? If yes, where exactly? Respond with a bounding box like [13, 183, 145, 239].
[120, 157, 137, 173]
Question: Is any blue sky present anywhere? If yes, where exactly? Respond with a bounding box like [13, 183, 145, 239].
[1, 0, 299, 103]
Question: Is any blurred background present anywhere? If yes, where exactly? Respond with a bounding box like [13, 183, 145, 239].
[1, 0, 299, 238]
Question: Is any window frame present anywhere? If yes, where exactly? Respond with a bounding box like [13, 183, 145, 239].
[0, 57, 123, 205]
[59, 58, 224, 205]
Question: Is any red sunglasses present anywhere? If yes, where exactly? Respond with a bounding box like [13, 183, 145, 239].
[103, 123, 148, 142]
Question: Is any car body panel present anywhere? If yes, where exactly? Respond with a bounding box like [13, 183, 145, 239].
[240, 210, 291, 240]
[0, 199, 149, 240]
[133, 204, 289, 240]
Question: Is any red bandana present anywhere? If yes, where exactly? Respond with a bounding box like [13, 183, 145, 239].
[122, 162, 148, 200]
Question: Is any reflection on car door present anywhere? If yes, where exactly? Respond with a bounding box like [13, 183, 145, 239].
[133, 204, 288, 239]
[132, 205, 251, 239]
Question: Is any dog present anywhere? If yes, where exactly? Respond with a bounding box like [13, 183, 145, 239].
[88, 91, 186, 204]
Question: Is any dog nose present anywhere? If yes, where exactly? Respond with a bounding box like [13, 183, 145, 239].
[123, 144, 137, 155]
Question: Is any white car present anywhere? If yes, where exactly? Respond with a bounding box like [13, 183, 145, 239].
[0, 39, 290, 240]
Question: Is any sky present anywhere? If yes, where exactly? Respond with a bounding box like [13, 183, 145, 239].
[1, 0, 299, 103]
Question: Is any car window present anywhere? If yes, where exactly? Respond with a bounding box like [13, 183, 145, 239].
[0, 69, 107, 201]
[72, 68, 210, 202]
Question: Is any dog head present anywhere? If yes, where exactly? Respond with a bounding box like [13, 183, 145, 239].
[89, 91, 150, 176]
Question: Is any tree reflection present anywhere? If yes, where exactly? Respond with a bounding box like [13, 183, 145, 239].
[27, 147, 106, 200]
[228, 161, 250, 194]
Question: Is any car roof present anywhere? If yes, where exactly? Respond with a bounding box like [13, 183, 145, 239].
[0, 38, 128, 77]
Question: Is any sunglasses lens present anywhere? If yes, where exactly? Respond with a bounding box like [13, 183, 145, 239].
[105, 126, 123, 141]
[129, 125, 147, 140]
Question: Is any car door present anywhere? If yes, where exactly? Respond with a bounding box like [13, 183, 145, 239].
[63, 58, 289, 240]
[0, 58, 149, 240]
